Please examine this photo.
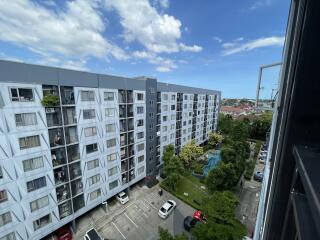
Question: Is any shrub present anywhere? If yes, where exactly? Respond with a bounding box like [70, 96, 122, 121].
[194, 163, 204, 175]
[41, 94, 59, 107]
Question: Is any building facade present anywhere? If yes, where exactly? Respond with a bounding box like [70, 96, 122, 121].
[0, 60, 220, 240]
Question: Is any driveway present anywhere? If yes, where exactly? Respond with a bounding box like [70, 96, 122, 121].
[74, 183, 195, 240]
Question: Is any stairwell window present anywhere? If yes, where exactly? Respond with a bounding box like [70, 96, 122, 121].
[0, 190, 8, 203]
[106, 123, 116, 133]
[23, 156, 44, 172]
[107, 153, 117, 162]
[19, 135, 40, 150]
[84, 126, 97, 137]
[90, 189, 101, 200]
[105, 108, 115, 117]
[10, 88, 34, 102]
[81, 91, 95, 101]
[136, 93, 144, 101]
[138, 155, 144, 163]
[27, 176, 46, 192]
[108, 166, 118, 177]
[104, 92, 114, 101]
[30, 196, 49, 212]
[15, 113, 37, 127]
[33, 214, 51, 231]
[137, 106, 144, 114]
[86, 143, 98, 154]
[83, 109, 95, 120]
[107, 138, 117, 148]
[87, 159, 99, 170]
[88, 174, 100, 186]
[0, 212, 12, 227]
[137, 143, 144, 152]
[109, 179, 118, 190]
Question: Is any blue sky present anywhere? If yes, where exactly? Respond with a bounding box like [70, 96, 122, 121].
[0, 0, 290, 98]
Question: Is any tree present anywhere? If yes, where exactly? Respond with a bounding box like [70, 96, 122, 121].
[163, 144, 175, 163]
[208, 132, 224, 148]
[249, 113, 272, 140]
[41, 94, 60, 107]
[158, 227, 188, 240]
[218, 114, 233, 135]
[206, 162, 238, 193]
[192, 191, 246, 240]
[230, 120, 249, 141]
[179, 140, 203, 169]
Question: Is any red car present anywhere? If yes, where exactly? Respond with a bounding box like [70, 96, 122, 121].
[54, 226, 72, 240]
[193, 210, 208, 222]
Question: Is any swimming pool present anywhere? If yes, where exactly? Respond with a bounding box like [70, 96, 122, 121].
[203, 150, 221, 176]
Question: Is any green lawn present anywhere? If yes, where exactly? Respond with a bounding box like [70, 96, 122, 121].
[161, 174, 208, 210]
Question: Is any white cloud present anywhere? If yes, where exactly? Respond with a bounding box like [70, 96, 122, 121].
[158, 0, 169, 9]
[0, 0, 128, 65]
[105, 0, 201, 54]
[132, 50, 176, 72]
[212, 36, 223, 43]
[249, 0, 272, 10]
[179, 43, 202, 52]
[222, 36, 285, 56]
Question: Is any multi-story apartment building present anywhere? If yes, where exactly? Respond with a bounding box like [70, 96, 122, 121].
[0, 60, 220, 240]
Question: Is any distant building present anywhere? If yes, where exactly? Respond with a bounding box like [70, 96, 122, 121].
[220, 106, 247, 117]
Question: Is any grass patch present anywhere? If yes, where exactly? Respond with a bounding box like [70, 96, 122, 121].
[160, 174, 208, 210]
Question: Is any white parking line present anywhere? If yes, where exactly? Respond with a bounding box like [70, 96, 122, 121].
[112, 222, 127, 240]
[124, 212, 138, 228]
[135, 205, 149, 218]
[144, 199, 158, 210]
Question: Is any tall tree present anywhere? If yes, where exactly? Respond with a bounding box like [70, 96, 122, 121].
[218, 114, 233, 135]
[192, 191, 246, 240]
[179, 140, 203, 168]
[208, 132, 224, 148]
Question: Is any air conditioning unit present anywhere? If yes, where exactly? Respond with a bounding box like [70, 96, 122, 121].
[46, 108, 55, 113]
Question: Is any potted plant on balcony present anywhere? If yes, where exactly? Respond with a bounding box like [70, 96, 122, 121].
[41, 94, 60, 107]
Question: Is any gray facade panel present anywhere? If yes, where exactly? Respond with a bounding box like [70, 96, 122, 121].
[157, 82, 220, 95]
[98, 74, 128, 89]
[26, 64, 59, 85]
[58, 69, 98, 87]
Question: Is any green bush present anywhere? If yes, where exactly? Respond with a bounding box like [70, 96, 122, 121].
[41, 94, 59, 107]
[193, 163, 204, 175]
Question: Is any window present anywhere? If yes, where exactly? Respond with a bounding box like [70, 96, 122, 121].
[171, 105, 175, 110]
[0, 212, 11, 227]
[88, 174, 100, 186]
[90, 189, 101, 200]
[138, 155, 144, 163]
[0, 190, 8, 203]
[87, 159, 99, 170]
[30, 196, 49, 212]
[10, 88, 33, 102]
[107, 153, 117, 162]
[137, 132, 144, 139]
[136, 93, 144, 101]
[0, 232, 16, 240]
[171, 114, 175, 120]
[27, 176, 46, 192]
[137, 143, 144, 152]
[106, 123, 116, 133]
[171, 124, 175, 130]
[86, 143, 98, 154]
[104, 92, 114, 101]
[162, 126, 167, 132]
[83, 109, 95, 120]
[162, 116, 167, 122]
[137, 119, 144, 127]
[184, 104, 187, 109]
[107, 138, 117, 148]
[15, 113, 37, 127]
[108, 166, 118, 177]
[84, 127, 97, 137]
[184, 95, 188, 100]
[33, 214, 51, 231]
[149, 112, 154, 118]
[105, 108, 115, 117]
[81, 91, 95, 101]
[137, 106, 144, 114]
[138, 166, 145, 175]
[19, 135, 40, 150]
[171, 95, 176, 101]
[162, 136, 167, 141]
[109, 180, 118, 190]
[163, 94, 168, 100]
[23, 156, 43, 172]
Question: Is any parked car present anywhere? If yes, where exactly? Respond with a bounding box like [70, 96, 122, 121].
[192, 210, 207, 222]
[116, 191, 129, 204]
[158, 200, 176, 218]
[84, 228, 103, 240]
[184, 216, 200, 231]
[253, 171, 263, 182]
[54, 226, 72, 240]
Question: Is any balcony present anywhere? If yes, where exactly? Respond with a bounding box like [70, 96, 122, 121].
[127, 91, 133, 103]
[129, 169, 135, 182]
[60, 86, 75, 105]
[54, 166, 69, 185]
[67, 144, 80, 162]
[156, 136, 160, 146]
[157, 104, 161, 113]
[120, 133, 127, 146]
[43, 85, 59, 97]
[129, 157, 135, 169]
[119, 105, 126, 118]
[71, 179, 83, 196]
[73, 194, 85, 212]
[46, 108, 62, 127]
[127, 105, 134, 118]
[156, 147, 160, 156]
[118, 90, 126, 103]
[128, 132, 134, 145]
[121, 147, 127, 160]
[56, 184, 70, 203]
[63, 107, 77, 125]
[49, 128, 65, 148]
[157, 115, 161, 125]
[128, 119, 134, 131]
[121, 160, 128, 173]
[128, 145, 135, 157]
[157, 92, 161, 102]
[52, 147, 67, 167]
[122, 172, 128, 185]
[58, 200, 72, 219]
[120, 119, 127, 132]
[177, 93, 183, 102]
[65, 126, 78, 145]
[69, 162, 81, 180]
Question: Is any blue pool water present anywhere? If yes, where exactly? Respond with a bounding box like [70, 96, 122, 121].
[203, 150, 221, 176]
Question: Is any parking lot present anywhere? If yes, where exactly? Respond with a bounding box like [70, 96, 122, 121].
[74, 183, 195, 240]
